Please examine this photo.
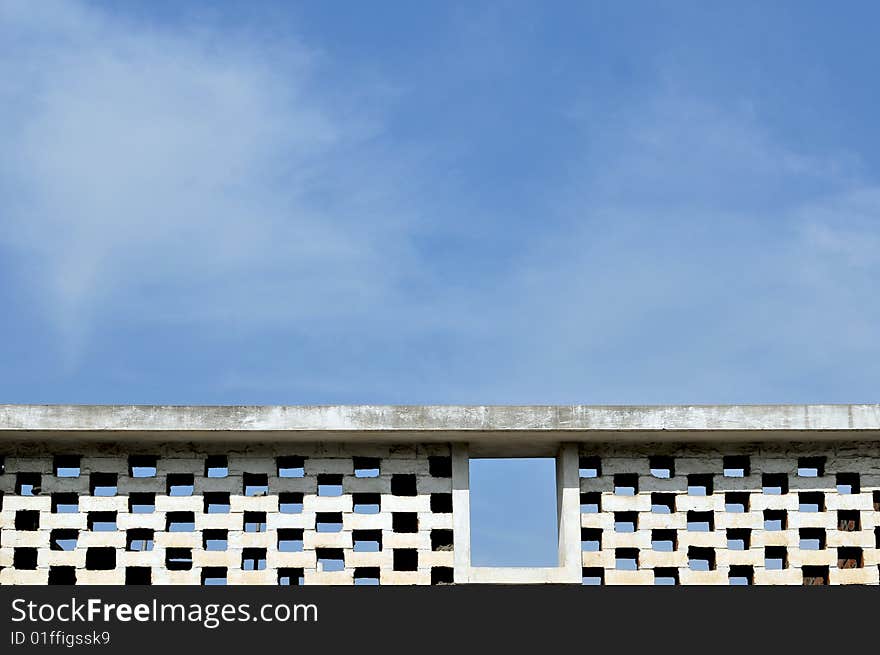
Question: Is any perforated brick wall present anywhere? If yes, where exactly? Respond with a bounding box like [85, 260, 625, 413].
[0, 444, 454, 585]
[579, 443, 880, 585]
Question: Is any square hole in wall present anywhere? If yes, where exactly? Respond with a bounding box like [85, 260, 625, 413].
[582, 567, 604, 585]
[580, 492, 601, 513]
[15, 510, 40, 530]
[277, 456, 305, 478]
[651, 529, 676, 552]
[727, 529, 751, 551]
[316, 512, 343, 533]
[729, 566, 753, 585]
[578, 456, 601, 478]
[279, 492, 304, 514]
[129, 493, 156, 514]
[687, 474, 713, 496]
[166, 549, 192, 571]
[278, 528, 303, 553]
[431, 567, 454, 585]
[836, 473, 860, 495]
[126, 567, 152, 585]
[48, 566, 77, 585]
[615, 548, 639, 571]
[202, 567, 227, 585]
[86, 547, 116, 570]
[317, 548, 345, 572]
[431, 529, 453, 552]
[53, 455, 81, 478]
[429, 456, 452, 478]
[242, 548, 267, 571]
[799, 492, 825, 512]
[613, 474, 638, 496]
[353, 457, 380, 478]
[724, 492, 749, 513]
[837, 547, 863, 569]
[278, 568, 305, 586]
[244, 512, 267, 533]
[203, 530, 228, 551]
[765, 547, 787, 570]
[469, 457, 558, 567]
[90, 473, 117, 497]
[723, 456, 749, 478]
[649, 456, 674, 479]
[762, 473, 788, 495]
[50, 529, 79, 551]
[393, 548, 418, 571]
[205, 456, 228, 478]
[614, 512, 638, 533]
[243, 473, 269, 496]
[354, 567, 380, 585]
[797, 457, 825, 477]
[52, 493, 78, 513]
[127, 529, 154, 552]
[581, 528, 602, 552]
[430, 493, 453, 513]
[799, 528, 825, 551]
[353, 530, 382, 553]
[88, 511, 117, 532]
[318, 474, 343, 496]
[837, 510, 860, 532]
[651, 493, 675, 514]
[654, 568, 678, 585]
[167, 474, 194, 496]
[353, 493, 380, 514]
[14, 548, 38, 570]
[129, 456, 157, 478]
[764, 510, 787, 531]
[392, 512, 418, 533]
[687, 511, 713, 532]
[166, 512, 195, 532]
[874, 491, 880, 512]
[391, 474, 417, 496]
[204, 492, 231, 514]
[802, 565, 828, 585]
[16, 473, 41, 496]
[688, 546, 715, 571]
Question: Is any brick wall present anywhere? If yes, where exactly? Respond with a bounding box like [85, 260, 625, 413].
[580, 443, 880, 585]
[0, 443, 454, 585]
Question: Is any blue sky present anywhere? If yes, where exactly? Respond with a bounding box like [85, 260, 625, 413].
[2, 1, 880, 564]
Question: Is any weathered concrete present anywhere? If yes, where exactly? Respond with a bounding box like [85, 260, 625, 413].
[0, 405, 878, 586]
[3, 405, 880, 456]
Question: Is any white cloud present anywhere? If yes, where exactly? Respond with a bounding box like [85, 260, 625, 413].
[0, 0, 421, 360]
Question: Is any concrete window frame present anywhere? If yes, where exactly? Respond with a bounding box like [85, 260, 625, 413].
[451, 443, 581, 584]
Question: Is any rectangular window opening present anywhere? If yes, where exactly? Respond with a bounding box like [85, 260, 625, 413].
[128, 456, 157, 478]
[723, 456, 750, 478]
[469, 457, 558, 567]
[278, 568, 305, 586]
[797, 457, 825, 478]
[54, 455, 81, 478]
[353, 530, 383, 553]
[205, 456, 228, 478]
[279, 492, 304, 514]
[167, 474, 194, 496]
[278, 529, 305, 552]
[649, 456, 674, 479]
[277, 456, 305, 478]
[353, 457, 380, 478]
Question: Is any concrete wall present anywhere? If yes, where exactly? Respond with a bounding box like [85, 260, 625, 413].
[0, 442, 453, 585]
[0, 404, 878, 585]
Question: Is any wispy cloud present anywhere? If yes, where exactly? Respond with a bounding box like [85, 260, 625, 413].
[0, 0, 423, 361]
[1, 2, 879, 403]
